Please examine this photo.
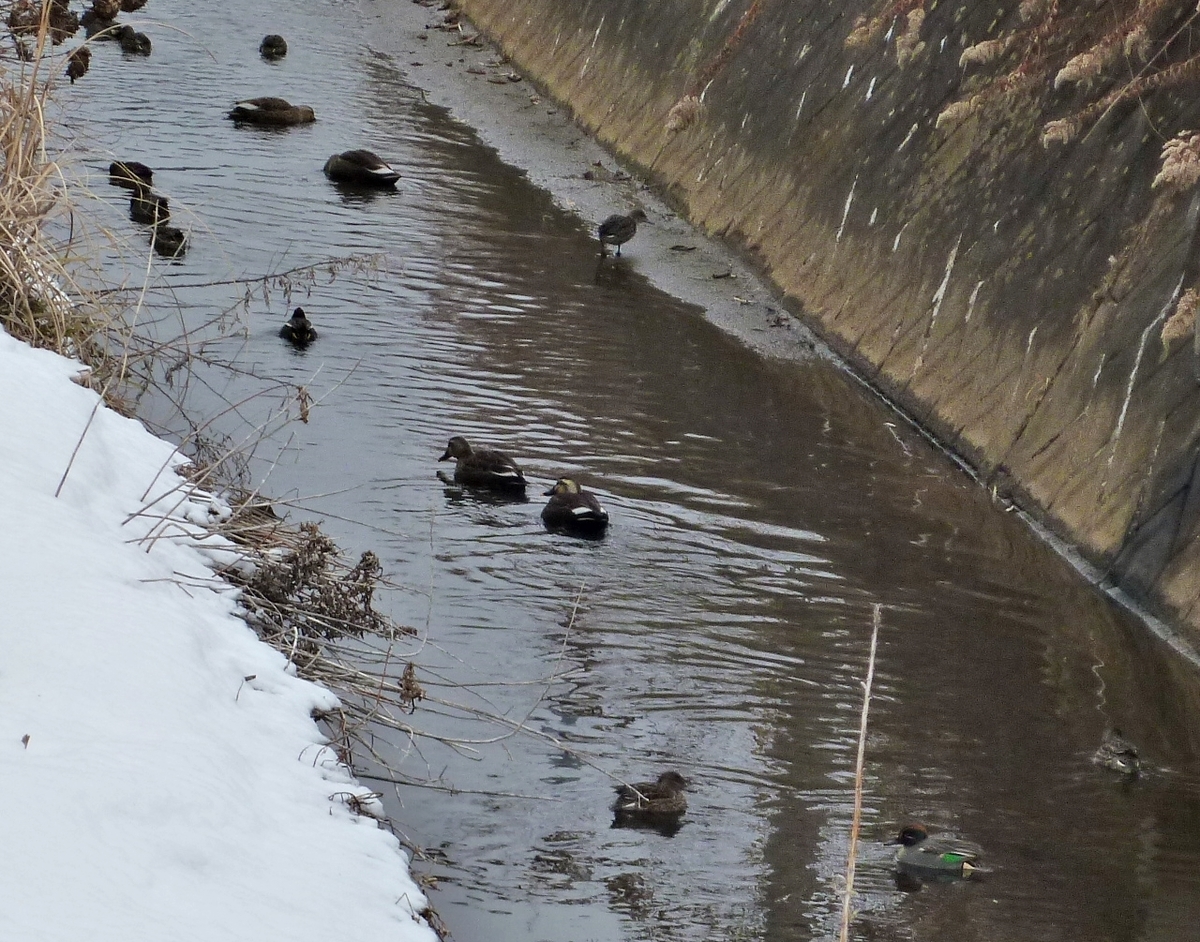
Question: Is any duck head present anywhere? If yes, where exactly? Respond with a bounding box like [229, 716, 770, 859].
[439, 436, 473, 462]
[891, 824, 929, 847]
[544, 478, 581, 497]
[656, 770, 687, 791]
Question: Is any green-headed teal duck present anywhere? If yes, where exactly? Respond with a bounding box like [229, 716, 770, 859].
[260, 34, 287, 59]
[613, 771, 688, 820]
[279, 307, 317, 346]
[323, 149, 401, 187]
[598, 208, 647, 257]
[438, 436, 526, 492]
[109, 160, 152, 189]
[890, 824, 981, 877]
[1095, 728, 1140, 776]
[228, 97, 315, 126]
[541, 478, 609, 536]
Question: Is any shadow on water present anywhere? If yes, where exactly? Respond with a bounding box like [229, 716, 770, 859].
[57, 1, 1200, 940]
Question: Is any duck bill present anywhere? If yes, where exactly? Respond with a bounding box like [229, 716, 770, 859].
[438, 451, 452, 462]
[543, 485, 557, 496]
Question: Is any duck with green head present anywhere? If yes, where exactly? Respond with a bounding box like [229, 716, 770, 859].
[541, 478, 609, 536]
[890, 824, 981, 877]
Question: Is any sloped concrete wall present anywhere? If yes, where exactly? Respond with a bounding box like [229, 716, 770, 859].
[457, 0, 1200, 634]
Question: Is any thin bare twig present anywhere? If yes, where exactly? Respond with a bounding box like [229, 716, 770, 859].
[840, 603, 881, 942]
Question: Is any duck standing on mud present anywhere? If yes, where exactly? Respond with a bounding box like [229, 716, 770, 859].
[598, 208, 647, 257]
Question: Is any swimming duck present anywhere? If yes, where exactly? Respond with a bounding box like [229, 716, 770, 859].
[541, 478, 609, 536]
[109, 160, 153, 188]
[260, 34, 287, 59]
[227, 97, 315, 126]
[438, 436, 526, 492]
[323, 149, 401, 187]
[151, 224, 187, 258]
[114, 24, 151, 55]
[1094, 728, 1140, 776]
[129, 186, 169, 226]
[598, 208, 647, 257]
[890, 824, 981, 877]
[279, 307, 317, 345]
[613, 771, 688, 819]
[66, 46, 91, 84]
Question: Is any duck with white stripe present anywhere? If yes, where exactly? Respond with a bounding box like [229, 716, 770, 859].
[541, 478, 609, 536]
[323, 150, 401, 187]
[438, 436, 526, 493]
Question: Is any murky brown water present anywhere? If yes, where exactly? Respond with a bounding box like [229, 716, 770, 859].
[57, 1, 1200, 940]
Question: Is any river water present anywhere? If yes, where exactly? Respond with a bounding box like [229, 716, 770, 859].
[57, 1, 1200, 940]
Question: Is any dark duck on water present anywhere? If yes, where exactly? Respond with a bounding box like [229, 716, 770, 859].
[437, 436, 526, 493]
[323, 150, 401, 187]
[541, 478, 609, 536]
[279, 307, 317, 346]
[612, 771, 688, 834]
[228, 97, 315, 126]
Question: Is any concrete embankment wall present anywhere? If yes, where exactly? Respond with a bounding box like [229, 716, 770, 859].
[456, 0, 1200, 636]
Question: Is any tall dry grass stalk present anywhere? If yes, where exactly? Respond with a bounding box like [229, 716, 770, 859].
[839, 603, 881, 942]
[0, 9, 95, 357]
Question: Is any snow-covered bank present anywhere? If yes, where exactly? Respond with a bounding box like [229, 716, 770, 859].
[0, 328, 437, 941]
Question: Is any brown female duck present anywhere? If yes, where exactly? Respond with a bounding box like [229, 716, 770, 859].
[598, 208, 647, 257]
[228, 97, 315, 126]
[438, 436, 526, 492]
[613, 771, 688, 819]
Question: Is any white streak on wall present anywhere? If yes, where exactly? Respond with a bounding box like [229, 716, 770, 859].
[836, 176, 858, 243]
[964, 279, 983, 323]
[1104, 276, 1183, 485]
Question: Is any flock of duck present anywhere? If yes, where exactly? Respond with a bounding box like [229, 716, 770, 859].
[94, 11, 1150, 875]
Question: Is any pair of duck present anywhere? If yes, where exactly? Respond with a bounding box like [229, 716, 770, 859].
[226, 99, 401, 188]
[438, 436, 609, 536]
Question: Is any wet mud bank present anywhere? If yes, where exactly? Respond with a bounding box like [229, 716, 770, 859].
[450, 0, 1200, 637]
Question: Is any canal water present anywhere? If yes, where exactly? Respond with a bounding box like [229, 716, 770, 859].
[57, 1, 1200, 940]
